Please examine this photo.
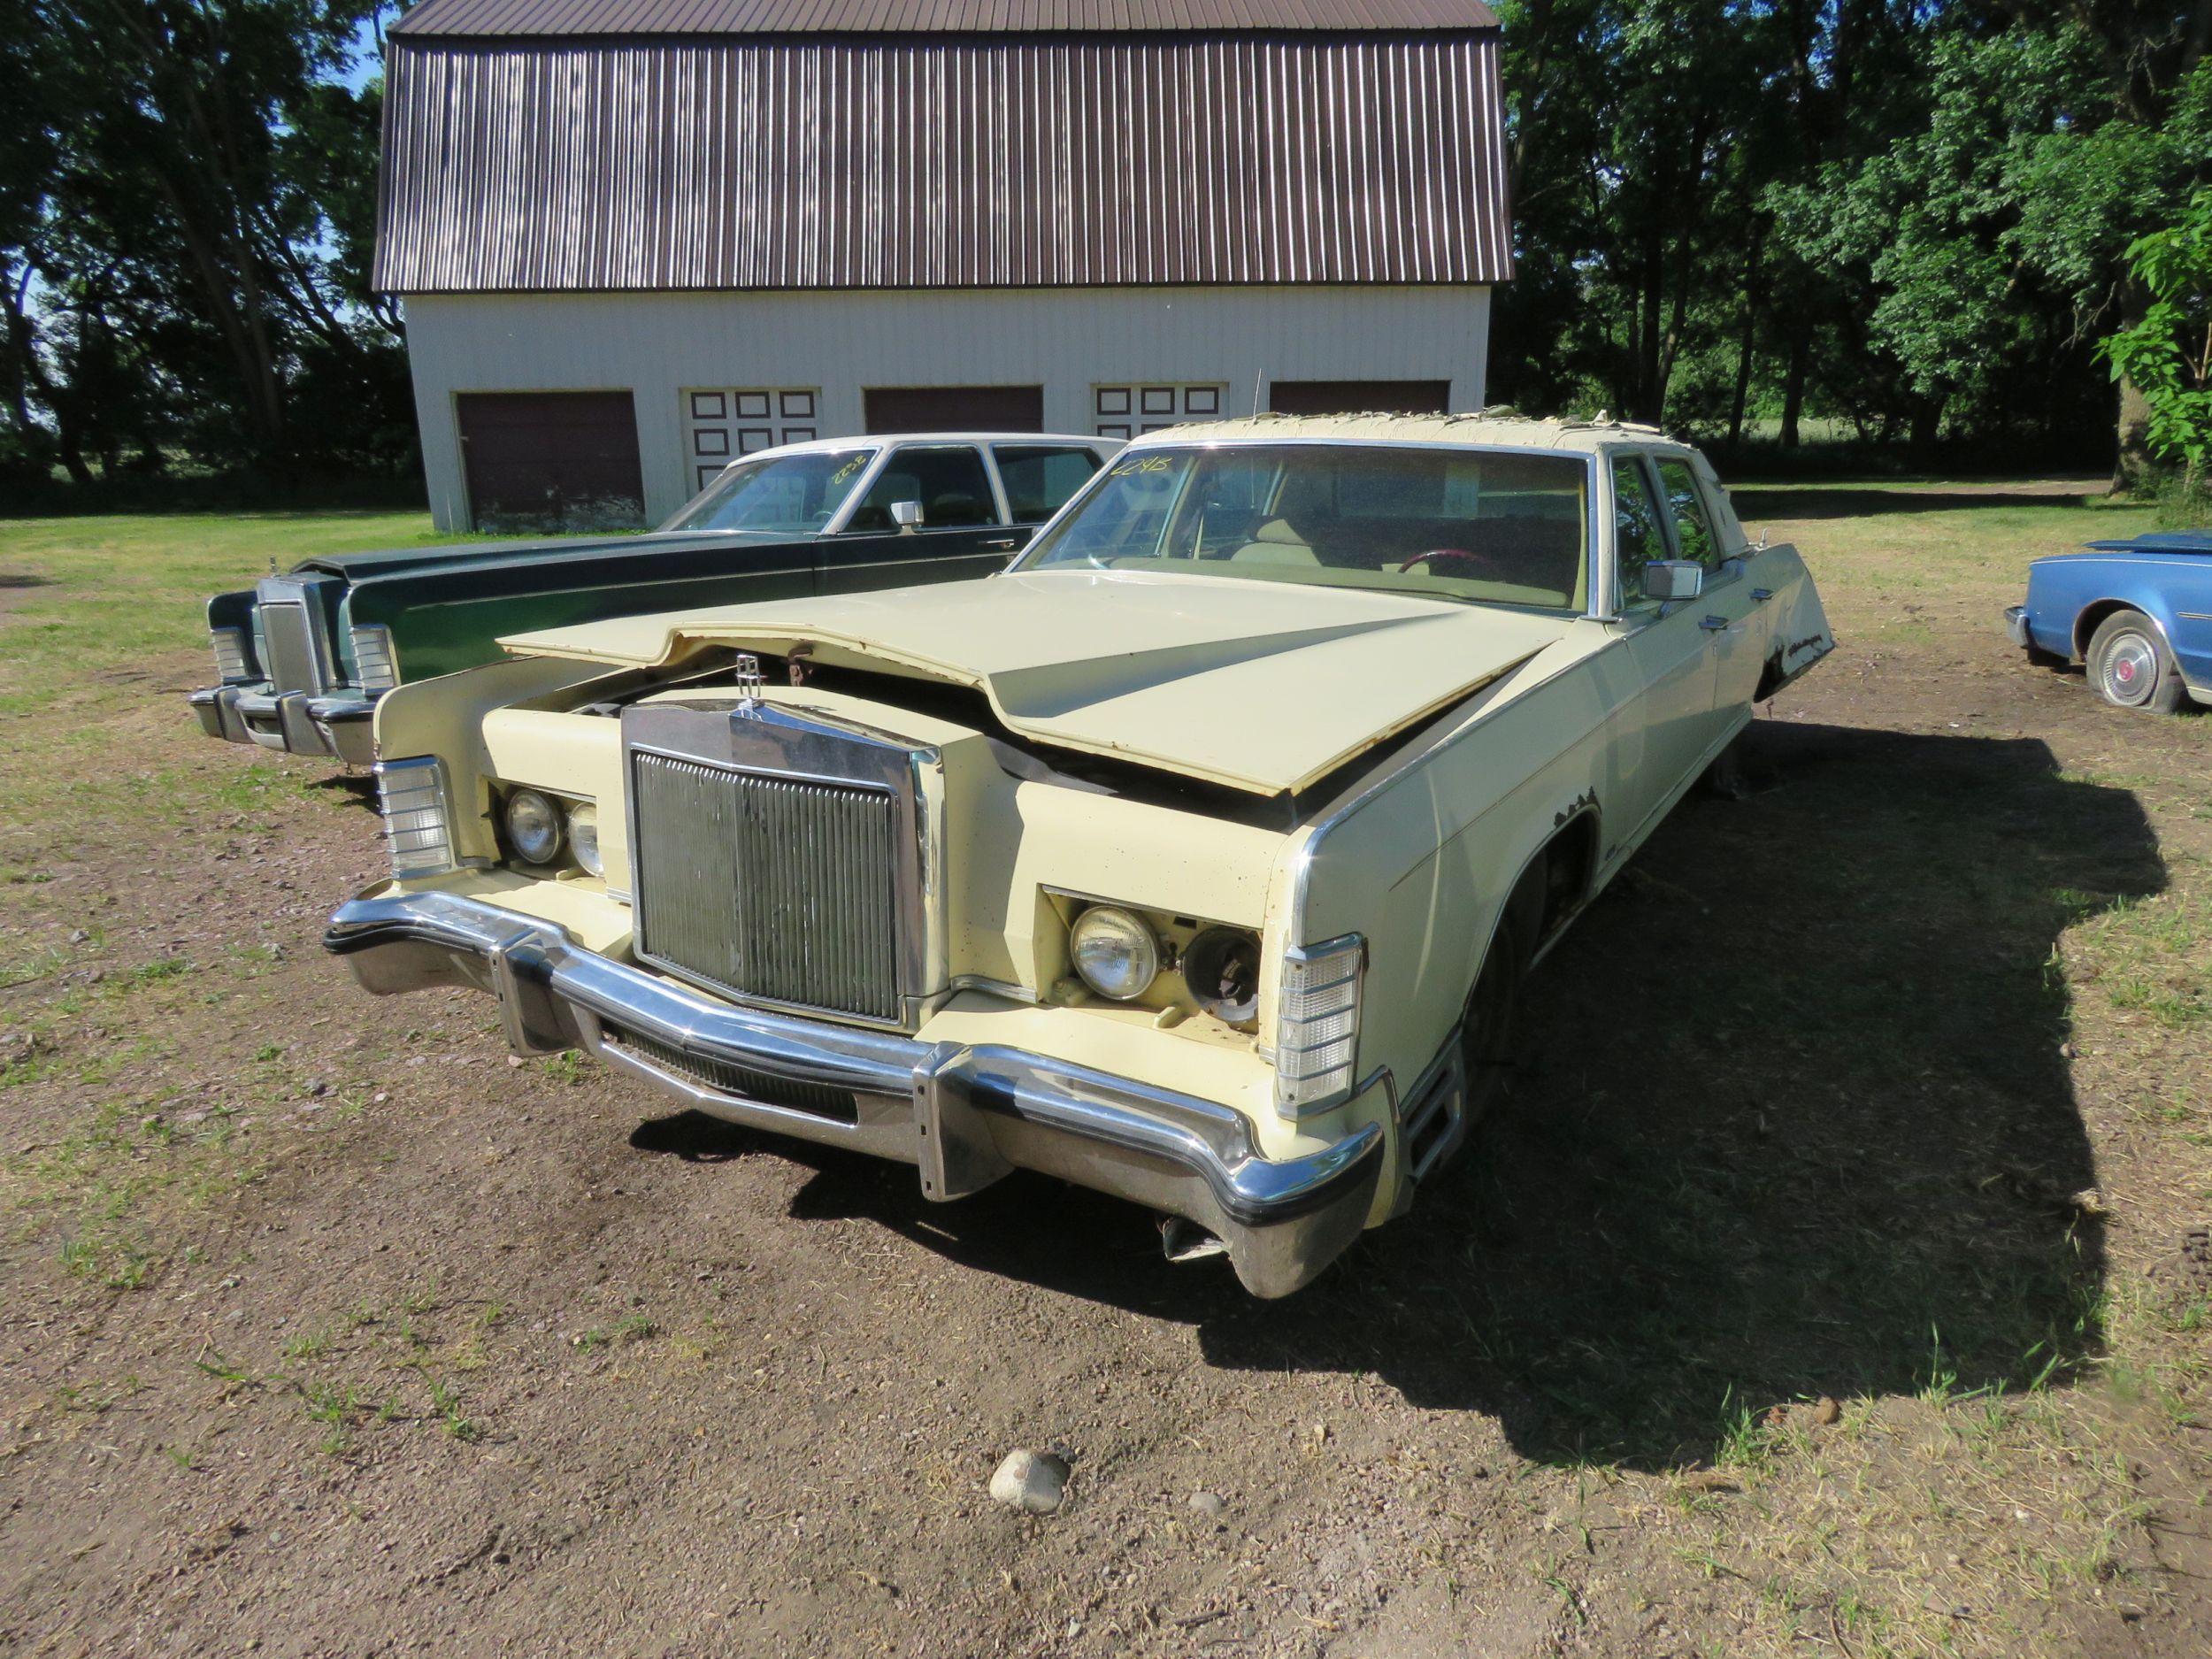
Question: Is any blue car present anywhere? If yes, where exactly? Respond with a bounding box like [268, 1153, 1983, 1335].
[2006, 531, 2212, 713]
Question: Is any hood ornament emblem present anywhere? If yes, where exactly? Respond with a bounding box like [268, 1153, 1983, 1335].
[732, 652, 764, 715]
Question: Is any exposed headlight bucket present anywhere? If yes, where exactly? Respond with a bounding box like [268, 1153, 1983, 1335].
[567, 801, 603, 877]
[376, 757, 457, 879]
[1070, 905, 1161, 1002]
[1182, 926, 1261, 1025]
[503, 788, 565, 866]
[1273, 933, 1365, 1118]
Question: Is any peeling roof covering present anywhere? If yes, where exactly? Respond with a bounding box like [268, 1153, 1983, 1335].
[1131, 411, 1672, 452]
[389, 0, 1500, 36]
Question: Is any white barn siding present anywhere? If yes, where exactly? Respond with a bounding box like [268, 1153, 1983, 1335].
[404, 284, 1491, 530]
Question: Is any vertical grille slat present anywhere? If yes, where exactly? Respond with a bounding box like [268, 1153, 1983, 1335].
[633, 751, 903, 1025]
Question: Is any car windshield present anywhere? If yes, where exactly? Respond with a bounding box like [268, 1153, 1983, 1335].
[1018, 443, 1591, 611]
[661, 448, 879, 534]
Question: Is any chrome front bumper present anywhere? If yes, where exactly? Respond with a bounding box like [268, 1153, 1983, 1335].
[323, 889, 1384, 1298]
[2004, 604, 2034, 649]
[187, 686, 377, 766]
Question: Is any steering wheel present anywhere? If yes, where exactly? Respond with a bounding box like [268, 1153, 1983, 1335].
[1396, 548, 1488, 576]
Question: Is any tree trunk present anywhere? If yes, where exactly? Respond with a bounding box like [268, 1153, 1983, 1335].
[2112, 279, 2156, 492]
[1727, 223, 1768, 449]
[1781, 333, 1807, 449]
[1909, 392, 1946, 451]
[2114, 372, 2155, 494]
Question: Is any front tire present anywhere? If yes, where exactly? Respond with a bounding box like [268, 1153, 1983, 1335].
[1463, 896, 1532, 1125]
[2087, 609, 2186, 714]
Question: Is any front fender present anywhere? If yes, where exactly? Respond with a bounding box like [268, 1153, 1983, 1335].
[1269, 648, 1617, 1156]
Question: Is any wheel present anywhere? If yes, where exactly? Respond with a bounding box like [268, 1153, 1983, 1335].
[1463, 886, 1535, 1124]
[2086, 609, 2186, 714]
[1701, 731, 1749, 799]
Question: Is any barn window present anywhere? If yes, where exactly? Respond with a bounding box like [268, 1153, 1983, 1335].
[1094, 383, 1225, 440]
[682, 387, 821, 493]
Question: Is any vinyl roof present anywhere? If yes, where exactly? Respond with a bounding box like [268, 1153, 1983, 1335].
[389, 0, 1499, 35]
[1133, 411, 1671, 452]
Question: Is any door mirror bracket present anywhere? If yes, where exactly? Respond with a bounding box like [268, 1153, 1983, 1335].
[890, 500, 926, 532]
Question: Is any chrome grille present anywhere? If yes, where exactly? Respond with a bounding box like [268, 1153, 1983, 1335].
[632, 750, 903, 1025]
[259, 604, 320, 694]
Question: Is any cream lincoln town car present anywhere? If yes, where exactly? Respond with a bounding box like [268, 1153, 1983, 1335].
[324, 414, 1833, 1297]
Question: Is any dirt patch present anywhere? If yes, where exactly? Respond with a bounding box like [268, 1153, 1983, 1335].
[0, 489, 2205, 1657]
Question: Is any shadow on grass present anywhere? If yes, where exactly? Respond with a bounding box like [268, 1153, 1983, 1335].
[1736, 485, 2100, 522]
[307, 773, 381, 813]
[631, 721, 2161, 1469]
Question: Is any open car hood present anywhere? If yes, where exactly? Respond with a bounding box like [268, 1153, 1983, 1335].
[289, 530, 783, 584]
[499, 568, 1576, 796]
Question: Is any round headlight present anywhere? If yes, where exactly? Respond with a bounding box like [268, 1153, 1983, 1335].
[567, 802, 603, 877]
[1070, 905, 1160, 1002]
[503, 788, 564, 866]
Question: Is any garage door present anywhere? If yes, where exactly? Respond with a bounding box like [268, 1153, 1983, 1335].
[1269, 380, 1453, 417]
[457, 391, 646, 533]
[864, 386, 1045, 434]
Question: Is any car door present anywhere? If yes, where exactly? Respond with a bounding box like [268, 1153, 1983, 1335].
[817, 443, 1023, 594]
[1609, 450, 1724, 833]
[1650, 451, 1767, 728]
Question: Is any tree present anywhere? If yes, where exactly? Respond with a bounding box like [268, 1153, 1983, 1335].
[1493, 2, 2212, 468]
[0, 0, 409, 483]
[2098, 185, 2212, 483]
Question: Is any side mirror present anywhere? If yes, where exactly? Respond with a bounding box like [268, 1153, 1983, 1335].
[890, 500, 925, 531]
[1643, 559, 1703, 602]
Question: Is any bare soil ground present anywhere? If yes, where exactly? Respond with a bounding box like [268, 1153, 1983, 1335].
[0, 489, 2206, 1658]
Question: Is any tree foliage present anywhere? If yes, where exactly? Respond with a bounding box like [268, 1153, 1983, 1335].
[1493, 0, 2212, 470]
[0, 0, 407, 488]
[2098, 185, 2212, 472]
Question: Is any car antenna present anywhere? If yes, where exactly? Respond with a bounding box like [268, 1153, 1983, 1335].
[1251, 370, 1263, 419]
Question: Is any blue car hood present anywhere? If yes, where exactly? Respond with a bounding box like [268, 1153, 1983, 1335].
[2083, 531, 2212, 557]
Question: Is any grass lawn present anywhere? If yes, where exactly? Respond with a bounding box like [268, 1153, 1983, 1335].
[0, 488, 2206, 1657]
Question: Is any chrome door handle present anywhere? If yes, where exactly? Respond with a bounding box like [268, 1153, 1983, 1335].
[1701, 615, 1730, 632]
[1751, 588, 1773, 603]
[983, 538, 1020, 550]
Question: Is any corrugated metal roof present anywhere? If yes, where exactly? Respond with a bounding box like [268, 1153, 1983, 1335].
[374, 36, 1512, 292]
[389, 0, 1500, 38]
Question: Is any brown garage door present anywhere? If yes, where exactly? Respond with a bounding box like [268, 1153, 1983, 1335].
[864, 386, 1045, 434]
[1269, 380, 1453, 417]
[457, 391, 646, 533]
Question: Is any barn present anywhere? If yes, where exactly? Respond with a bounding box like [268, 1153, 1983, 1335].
[373, 0, 1514, 532]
